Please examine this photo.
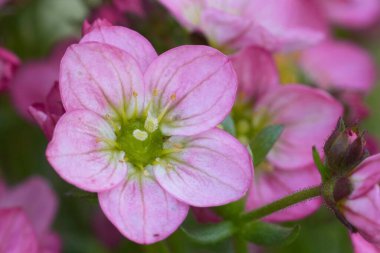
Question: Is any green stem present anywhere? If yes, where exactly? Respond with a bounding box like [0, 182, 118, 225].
[233, 236, 249, 253]
[240, 185, 321, 222]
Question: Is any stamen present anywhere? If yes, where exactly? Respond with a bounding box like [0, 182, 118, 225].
[144, 114, 159, 133]
[132, 129, 148, 141]
[157, 93, 177, 123]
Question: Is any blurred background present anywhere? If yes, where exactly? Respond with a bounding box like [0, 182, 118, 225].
[0, 0, 379, 252]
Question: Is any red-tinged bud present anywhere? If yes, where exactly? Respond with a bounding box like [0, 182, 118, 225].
[324, 118, 367, 176]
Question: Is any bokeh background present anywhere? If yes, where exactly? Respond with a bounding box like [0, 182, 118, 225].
[0, 0, 379, 252]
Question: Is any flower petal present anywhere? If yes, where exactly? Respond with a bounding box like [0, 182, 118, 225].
[157, 0, 203, 30]
[351, 233, 380, 253]
[154, 128, 252, 207]
[145, 45, 237, 136]
[319, 0, 380, 28]
[81, 25, 157, 72]
[300, 40, 377, 93]
[0, 208, 38, 253]
[46, 110, 127, 192]
[230, 46, 279, 101]
[246, 165, 321, 222]
[256, 85, 343, 169]
[0, 177, 57, 236]
[344, 186, 380, 244]
[98, 176, 189, 244]
[350, 154, 380, 199]
[60, 42, 144, 118]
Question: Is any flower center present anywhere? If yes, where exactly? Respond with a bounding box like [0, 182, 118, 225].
[116, 118, 164, 168]
[231, 101, 271, 145]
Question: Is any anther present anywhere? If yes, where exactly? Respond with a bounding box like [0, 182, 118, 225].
[132, 129, 148, 141]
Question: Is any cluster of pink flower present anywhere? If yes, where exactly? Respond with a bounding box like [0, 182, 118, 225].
[0, 0, 379, 252]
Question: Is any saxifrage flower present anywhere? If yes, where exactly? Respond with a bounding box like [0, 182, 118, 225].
[46, 24, 253, 244]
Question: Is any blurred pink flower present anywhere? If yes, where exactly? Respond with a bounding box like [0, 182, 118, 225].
[113, 0, 144, 16]
[89, 3, 127, 26]
[230, 46, 279, 102]
[9, 40, 72, 120]
[340, 92, 370, 123]
[0, 177, 60, 253]
[82, 18, 112, 36]
[0, 47, 20, 92]
[341, 154, 380, 245]
[351, 233, 380, 253]
[300, 40, 377, 93]
[46, 25, 252, 244]
[246, 85, 343, 221]
[318, 0, 380, 29]
[28, 82, 65, 140]
[0, 208, 39, 253]
[158, 0, 327, 52]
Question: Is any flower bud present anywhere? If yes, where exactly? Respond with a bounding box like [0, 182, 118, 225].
[323, 154, 380, 245]
[324, 118, 367, 176]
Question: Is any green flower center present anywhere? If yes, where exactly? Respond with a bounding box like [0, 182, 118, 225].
[116, 118, 165, 168]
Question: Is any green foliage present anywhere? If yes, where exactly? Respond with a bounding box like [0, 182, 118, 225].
[239, 221, 300, 247]
[250, 125, 284, 166]
[182, 221, 236, 244]
[221, 115, 236, 136]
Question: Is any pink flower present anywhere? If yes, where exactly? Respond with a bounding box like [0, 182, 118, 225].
[0, 47, 20, 92]
[9, 40, 72, 120]
[340, 154, 380, 245]
[244, 85, 343, 221]
[351, 233, 380, 253]
[28, 82, 65, 140]
[46, 25, 253, 244]
[230, 46, 279, 102]
[113, 0, 144, 16]
[318, 0, 380, 29]
[300, 40, 377, 93]
[0, 208, 39, 253]
[158, 0, 327, 52]
[0, 177, 60, 253]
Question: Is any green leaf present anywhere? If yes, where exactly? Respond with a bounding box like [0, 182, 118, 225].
[213, 197, 246, 220]
[250, 125, 284, 166]
[312, 146, 329, 182]
[240, 221, 300, 246]
[221, 115, 236, 136]
[182, 221, 236, 244]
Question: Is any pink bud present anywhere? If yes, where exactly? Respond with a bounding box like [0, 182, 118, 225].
[0, 47, 20, 92]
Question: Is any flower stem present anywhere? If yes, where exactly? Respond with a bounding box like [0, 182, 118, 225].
[233, 236, 249, 253]
[239, 185, 321, 222]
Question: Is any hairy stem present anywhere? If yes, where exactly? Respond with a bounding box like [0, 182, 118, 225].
[240, 185, 321, 222]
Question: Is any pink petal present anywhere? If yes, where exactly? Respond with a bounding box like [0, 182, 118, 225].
[98, 176, 189, 244]
[154, 128, 252, 207]
[344, 186, 380, 244]
[39, 232, 61, 253]
[230, 46, 279, 101]
[145, 45, 237, 136]
[351, 233, 380, 253]
[157, 0, 203, 30]
[46, 110, 127, 192]
[0, 177, 57, 237]
[319, 0, 380, 29]
[245, 0, 327, 52]
[350, 154, 380, 199]
[247, 164, 322, 222]
[0, 208, 38, 253]
[60, 42, 145, 118]
[113, 0, 145, 16]
[29, 103, 56, 140]
[82, 19, 113, 35]
[300, 40, 377, 93]
[0, 47, 19, 92]
[256, 85, 343, 169]
[80, 25, 157, 72]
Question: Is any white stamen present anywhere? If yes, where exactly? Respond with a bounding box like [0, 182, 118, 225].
[144, 115, 159, 133]
[133, 129, 148, 141]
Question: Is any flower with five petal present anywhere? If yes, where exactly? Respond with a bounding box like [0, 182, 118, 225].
[46, 24, 253, 244]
